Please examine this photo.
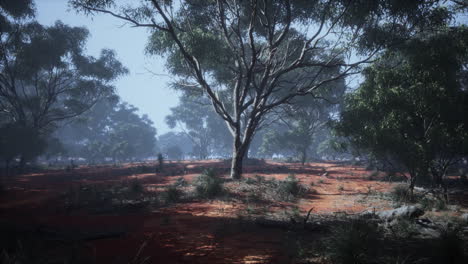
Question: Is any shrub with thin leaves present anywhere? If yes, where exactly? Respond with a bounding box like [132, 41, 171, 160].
[129, 178, 144, 194]
[326, 219, 382, 264]
[174, 177, 188, 187]
[276, 174, 302, 201]
[194, 169, 224, 199]
[391, 184, 409, 203]
[161, 185, 182, 203]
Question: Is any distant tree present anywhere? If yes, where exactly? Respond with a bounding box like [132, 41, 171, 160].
[336, 26, 468, 196]
[55, 98, 157, 163]
[259, 78, 345, 164]
[165, 145, 184, 161]
[0, 4, 127, 166]
[166, 92, 231, 160]
[158, 131, 193, 159]
[72, 0, 456, 178]
[0, 123, 45, 170]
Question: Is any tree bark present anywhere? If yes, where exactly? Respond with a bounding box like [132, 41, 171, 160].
[230, 149, 244, 179]
[300, 148, 307, 165]
[230, 129, 254, 179]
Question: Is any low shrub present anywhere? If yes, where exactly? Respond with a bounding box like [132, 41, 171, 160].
[367, 170, 379, 180]
[244, 177, 257, 185]
[161, 185, 182, 204]
[254, 174, 265, 183]
[388, 218, 419, 239]
[174, 177, 188, 187]
[276, 174, 302, 201]
[129, 178, 144, 194]
[326, 218, 382, 264]
[390, 184, 410, 203]
[194, 169, 224, 199]
[419, 196, 447, 211]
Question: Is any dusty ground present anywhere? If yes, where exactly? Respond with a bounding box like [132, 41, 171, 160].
[0, 160, 465, 263]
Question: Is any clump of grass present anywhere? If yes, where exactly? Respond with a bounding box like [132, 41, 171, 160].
[276, 174, 302, 201]
[390, 184, 410, 203]
[367, 170, 379, 180]
[129, 178, 144, 194]
[244, 177, 256, 185]
[419, 196, 447, 211]
[161, 185, 182, 204]
[254, 175, 265, 183]
[174, 177, 188, 187]
[318, 179, 325, 184]
[388, 217, 419, 239]
[326, 218, 382, 264]
[337, 185, 345, 192]
[194, 169, 224, 199]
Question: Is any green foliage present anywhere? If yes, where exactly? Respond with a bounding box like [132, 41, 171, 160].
[0, 124, 46, 166]
[326, 219, 382, 264]
[57, 98, 157, 163]
[390, 184, 410, 204]
[174, 177, 188, 187]
[128, 178, 144, 194]
[0, 12, 127, 163]
[161, 185, 182, 204]
[194, 169, 224, 199]
[418, 196, 447, 211]
[165, 93, 231, 159]
[388, 218, 419, 239]
[336, 26, 468, 186]
[276, 174, 303, 201]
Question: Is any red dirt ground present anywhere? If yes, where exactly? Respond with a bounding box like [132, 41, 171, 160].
[0, 160, 464, 263]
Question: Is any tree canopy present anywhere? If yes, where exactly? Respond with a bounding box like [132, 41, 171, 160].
[336, 25, 468, 193]
[0, 1, 127, 167]
[70, 0, 454, 178]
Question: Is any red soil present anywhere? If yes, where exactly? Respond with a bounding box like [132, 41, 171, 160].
[0, 161, 439, 263]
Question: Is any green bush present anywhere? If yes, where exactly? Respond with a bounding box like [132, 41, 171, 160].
[162, 185, 182, 203]
[419, 196, 447, 211]
[244, 177, 257, 185]
[367, 170, 379, 180]
[129, 178, 144, 194]
[254, 175, 265, 183]
[326, 219, 382, 264]
[390, 184, 409, 203]
[174, 177, 188, 187]
[277, 174, 301, 200]
[194, 169, 224, 199]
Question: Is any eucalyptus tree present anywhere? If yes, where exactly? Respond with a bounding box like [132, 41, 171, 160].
[337, 26, 468, 196]
[55, 98, 157, 164]
[0, 1, 127, 166]
[72, 0, 452, 178]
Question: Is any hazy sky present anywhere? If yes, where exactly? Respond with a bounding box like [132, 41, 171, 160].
[36, 0, 179, 135]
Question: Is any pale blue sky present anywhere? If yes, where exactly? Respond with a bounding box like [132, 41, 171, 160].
[36, 0, 179, 135]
